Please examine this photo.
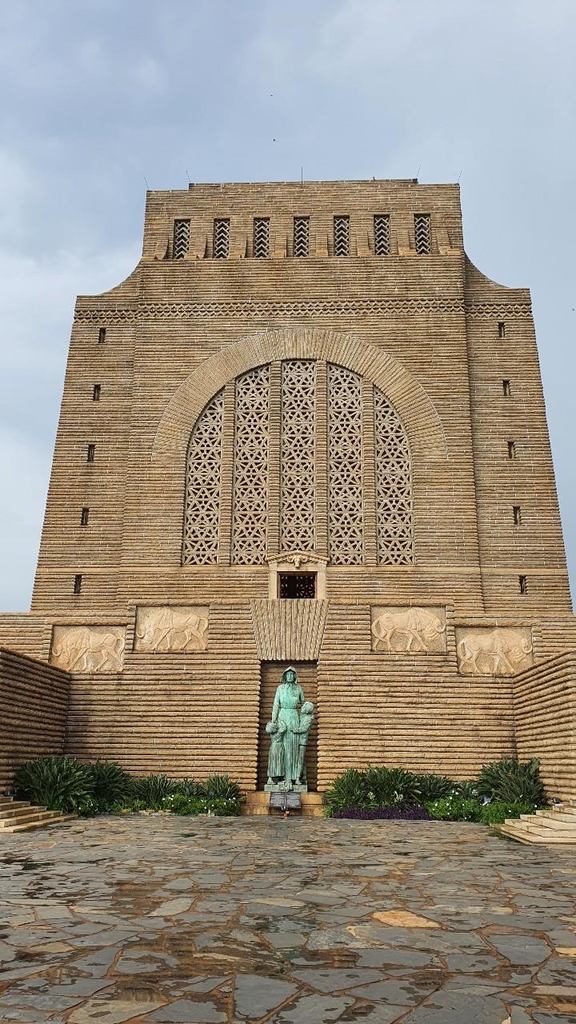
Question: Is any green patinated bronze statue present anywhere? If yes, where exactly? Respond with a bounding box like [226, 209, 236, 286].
[265, 666, 314, 792]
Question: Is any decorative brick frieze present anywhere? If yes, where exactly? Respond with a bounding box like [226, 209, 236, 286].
[74, 297, 533, 325]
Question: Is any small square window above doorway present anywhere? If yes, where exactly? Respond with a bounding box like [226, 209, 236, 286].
[278, 572, 317, 599]
[267, 551, 327, 600]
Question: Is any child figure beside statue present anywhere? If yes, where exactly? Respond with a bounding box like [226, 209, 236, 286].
[265, 666, 314, 792]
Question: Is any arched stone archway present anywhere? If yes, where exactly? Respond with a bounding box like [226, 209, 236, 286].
[151, 327, 448, 465]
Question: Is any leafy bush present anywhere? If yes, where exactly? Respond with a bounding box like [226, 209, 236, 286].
[453, 780, 479, 800]
[132, 774, 176, 810]
[164, 793, 241, 816]
[414, 773, 454, 801]
[12, 759, 244, 818]
[86, 761, 132, 811]
[333, 804, 431, 820]
[119, 798, 148, 813]
[172, 778, 205, 800]
[324, 768, 372, 816]
[427, 795, 483, 822]
[479, 800, 536, 825]
[477, 758, 546, 806]
[14, 756, 92, 813]
[364, 766, 422, 807]
[203, 774, 241, 801]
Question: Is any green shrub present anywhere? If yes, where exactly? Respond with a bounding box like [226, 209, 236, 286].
[86, 761, 132, 811]
[324, 768, 371, 816]
[364, 766, 422, 807]
[163, 793, 241, 816]
[203, 797, 241, 816]
[479, 800, 536, 825]
[414, 773, 454, 801]
[13, 756, 92, 813]
[132, 773, 176, 809]
[119, 798, 148, 813]
[173, 778, 205, 800]
[453, 780, 479, 799]
[72, 795, 100, 817]
[477, 758, 546, 806]
[203, 774, 241, 801]
[427, 795, 482, 822]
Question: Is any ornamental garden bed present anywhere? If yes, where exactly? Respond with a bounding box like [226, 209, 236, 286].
[323, 761, 548, 825]
[9, 756, 548, 825]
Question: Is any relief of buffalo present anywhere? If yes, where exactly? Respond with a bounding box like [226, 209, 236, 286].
[371, 606, 447, 654]
[51, 626, 125, 673]
[134, 606, 208, 653]
[456, 628, 533, 676]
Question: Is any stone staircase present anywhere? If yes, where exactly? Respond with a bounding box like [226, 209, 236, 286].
[495, 801, 576, 845]
[0, 796, 75, 833]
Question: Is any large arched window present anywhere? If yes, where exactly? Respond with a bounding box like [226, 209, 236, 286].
[182, 360, 413, 566]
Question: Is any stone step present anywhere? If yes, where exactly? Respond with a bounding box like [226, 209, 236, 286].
[497, 823, 576, 845]
[0, 797, 77, 833]
[535, 809, 576, 822]
[496, 827, 569, 843]
[526, 813, 576, 829]
[0, 808, 68, 827]
[0, 804, 49, 820]
[1, 814, 76, 834]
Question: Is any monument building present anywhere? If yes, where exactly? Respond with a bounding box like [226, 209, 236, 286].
[1, 178, 575, 799]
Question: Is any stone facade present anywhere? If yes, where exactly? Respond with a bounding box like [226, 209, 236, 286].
[1, 178, 575, 795]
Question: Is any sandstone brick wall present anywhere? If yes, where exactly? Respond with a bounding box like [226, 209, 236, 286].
[64, 604, 261, 788]
[0, 614, 51, 661]
[0, 650, 70, 789]
[513, 652, 576, 801]
[15, 178, 575, 793]
[316, 603, 516, 788]
[31, 179, 572, 619]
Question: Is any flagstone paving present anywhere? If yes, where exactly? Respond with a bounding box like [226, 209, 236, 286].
[1, 816, 576, 1022]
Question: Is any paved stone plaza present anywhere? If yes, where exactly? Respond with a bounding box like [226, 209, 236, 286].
[1, 817, 576, 1023]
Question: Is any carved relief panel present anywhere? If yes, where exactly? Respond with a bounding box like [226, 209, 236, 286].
[50, 626, 125, 673]
[455, 627, 533, 676]
[134, 606, 209, 653]
[371, 606, 447, 654]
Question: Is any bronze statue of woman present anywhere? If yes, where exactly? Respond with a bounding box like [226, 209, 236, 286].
[268, 665, 305, 787]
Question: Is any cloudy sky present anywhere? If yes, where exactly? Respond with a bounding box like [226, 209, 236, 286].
[1, 0, 575, 610]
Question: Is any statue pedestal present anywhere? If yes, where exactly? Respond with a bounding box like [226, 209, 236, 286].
[264, 782, 308, 793]
[269, 791, 302, 813]
[243, 792, 323, 818]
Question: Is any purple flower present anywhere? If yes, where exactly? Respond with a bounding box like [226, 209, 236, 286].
[333, 805, 431, 821]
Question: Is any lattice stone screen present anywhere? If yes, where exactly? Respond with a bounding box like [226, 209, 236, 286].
[374, 215, 391, 256]
[333, 216, 350, 256]
[182, 390, 224, 563]
[414, 214, 431, 255]
[232, 367, 270, 564]
[213, 219, 230, 259]
[374, 390, 413, 564]
[293, 217, 310, 257]
[281, 361, 316, 551]
[182, 360, 413, 566]
[253, 218, 270, 258]
[327, 365, 364, 564]
[173, 219, 190, 259]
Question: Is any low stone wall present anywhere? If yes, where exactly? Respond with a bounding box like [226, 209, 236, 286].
[0, 649, 70, 790]
[513, 652, 576, 800]
[0, 614, 50, 662]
